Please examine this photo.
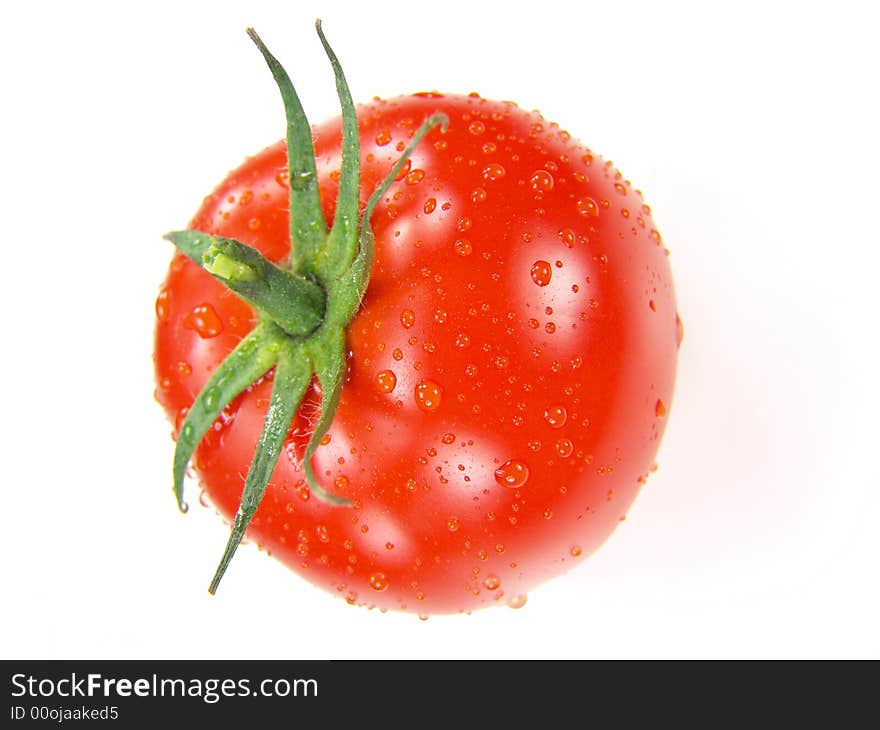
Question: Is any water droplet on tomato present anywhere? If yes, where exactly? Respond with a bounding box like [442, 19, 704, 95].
[483, 163, 506, 182]
[454, 332, 471, 349]
[447, 517, 460, 532]
[368, 573, 389, 592]
[471, 187, 487, 204]
[405, 169, 425, 185]
[415, 380, 443, 412]
[400, 309, 415, 329]
[655, 399, 667, 418]
[675, 313, 684, 348]
[468, 120, 486, 135]
[494, 459, 529, 488]
[442, 433, 456, 445]
[530, 169, 554, 192]
[577, 197, 599, 217]
[570, 545, 583, 557]
[424, 197, 437, 214]
[375, 129, 392, 146]
[155, 289, 170, 322]
[454, 239, 473, 256]
[614, 181, 628, 196]
[508, 594, 528, 609]
[530, 260, 552, 286]
[375, 369, 397, 394]
[555, 439, 574, 458]
[483, 576, 501, 591]
[544, 404, 567, 428]
[183, 304, 223, 338]
[559, 228, 576, 248]
[275, 167, 290, 188]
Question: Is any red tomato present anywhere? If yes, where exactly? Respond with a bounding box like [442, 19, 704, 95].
[154, 92, 680, 614]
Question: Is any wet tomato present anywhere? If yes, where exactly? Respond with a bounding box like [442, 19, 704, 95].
[155, 30, 679, 615]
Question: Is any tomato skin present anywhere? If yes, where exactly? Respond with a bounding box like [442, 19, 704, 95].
[155, 93, 679, 613]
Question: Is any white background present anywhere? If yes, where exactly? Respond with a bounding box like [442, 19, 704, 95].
[2, 0, 877, 659]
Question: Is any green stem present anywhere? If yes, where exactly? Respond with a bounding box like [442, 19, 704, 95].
[164, 22, 447, 595]
[315, 19, 360, 278]
[172, 323, 283, 511]
[166, 230, 325, 338]
[208, 342, 311, 594]
[247, 28, 327, 274]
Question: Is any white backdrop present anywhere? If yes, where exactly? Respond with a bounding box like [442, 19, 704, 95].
[2, 0, 877, 659]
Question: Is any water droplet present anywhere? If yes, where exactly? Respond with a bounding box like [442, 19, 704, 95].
[375, 129, 392, 146]
[155, 289, 169, 322]
[471, 187, 487, 204]
[368, 572, 389, 592]
[400, 309, 415, 329]
[577, 197, 599, 217]
[415, 380, 443, 412]
[483, 576, 501, 591]
[405, 169, 425, 185]
[555, 439, 574, 458]
[468, 120, 486, 135]
[274, 167, 290, 188]
[508, 594, 528, 609]
[482, 163, 506, 182]
[248, 217, 261, 231]
[183, 303, 223, 338]
[614, 181, 628, 196]
[447, 517, 460, 532]
[544, 405, 567, 428]
[494, 459, 530, 488]
[454, 332, 471, 349]
[424, 197, 437, 214]
[530, 170, 554, 192]
[655, 399, 667, 418]
[441, 433, 456, 445]
[570, 545, 583, 557]
[290, 170, 314, 191]
[494, 354, 509, 369]
[454, 239, 472, 256]
[559, 228, 576, 248]
[675, 313, 684, 348]
[375, 369, 397, 394]
[392, 347, 403, 361]
[203, 386, 220, 410]
[394, 159, 412, 181]
[530, 260, 552, 287]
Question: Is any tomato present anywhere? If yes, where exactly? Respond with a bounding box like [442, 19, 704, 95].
[155, 35, 679, 614]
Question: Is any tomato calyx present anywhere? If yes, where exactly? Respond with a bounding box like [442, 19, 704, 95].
[163, 21, 448, 594]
